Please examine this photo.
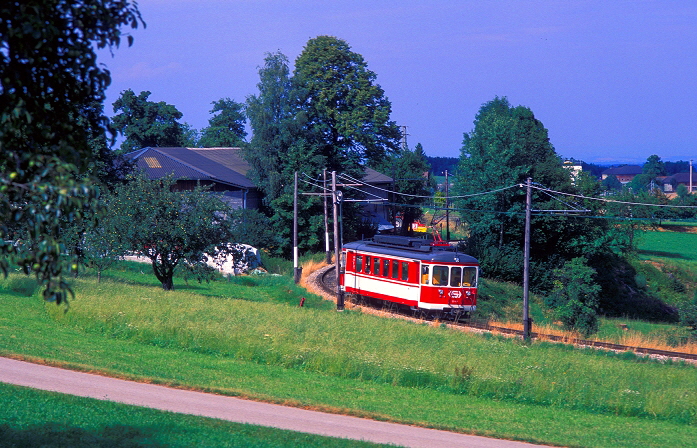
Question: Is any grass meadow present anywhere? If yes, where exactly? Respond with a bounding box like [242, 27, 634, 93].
[637, 227, 697, 261]
[0, 259, 696, 447]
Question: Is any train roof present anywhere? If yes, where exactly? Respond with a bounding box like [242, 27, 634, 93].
[343, 235, 478, 264]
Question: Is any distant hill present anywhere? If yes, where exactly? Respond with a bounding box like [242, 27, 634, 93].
[427, 156, 692, 179]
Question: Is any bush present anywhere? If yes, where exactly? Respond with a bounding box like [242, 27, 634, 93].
[679, 291, 697, 340]
[545, 258, 601, 337]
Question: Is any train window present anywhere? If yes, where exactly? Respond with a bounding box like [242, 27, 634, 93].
[365, 256, 372, 274]
[355, 255, 363, 273]
[391, 260, 399, 279]
[450, 267, 462, 287]
[402, 262, 409, 281]
[373, 257, 381, 276]
[382, 259, 390, 277]
[421, 265, 429, 284]
[462, 267, 477, 287]
[432, 265, 449, 286]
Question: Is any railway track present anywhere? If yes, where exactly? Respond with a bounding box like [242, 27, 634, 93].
[320, 266, 697, 363]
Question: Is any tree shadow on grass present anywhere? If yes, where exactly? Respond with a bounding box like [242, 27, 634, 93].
[657, 224, 697, 233]
[637, 249, 690, 260]
[0, 423, 166, 447]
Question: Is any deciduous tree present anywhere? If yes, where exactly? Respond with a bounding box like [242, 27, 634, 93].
[455, 97, 628, 290]
[0, 0, 143, 303]
[112, 89, 188, 152]
[245, 52, 313, 203]
[293, 36, 401, 171]
[107, 175, 235, 290]
[198, 98, 247, 147]
[245, 52, 326, 256]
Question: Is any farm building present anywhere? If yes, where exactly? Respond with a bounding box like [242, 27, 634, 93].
[125, 147, 395, 227]
[601, 165, 643, 184]
[126, 147, 261, 209]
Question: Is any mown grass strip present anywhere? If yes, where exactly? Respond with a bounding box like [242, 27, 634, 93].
[0, 382, 385, 447]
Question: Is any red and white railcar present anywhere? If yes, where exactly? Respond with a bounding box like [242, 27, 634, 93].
[340, 235, 479, 314]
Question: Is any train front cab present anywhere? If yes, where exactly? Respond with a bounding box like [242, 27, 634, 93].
[418, 262, 478, 313]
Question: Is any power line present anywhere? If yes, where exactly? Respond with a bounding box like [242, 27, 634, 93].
[301, 170, 697, 213]
[338, 173, 520, 199]
[530, 184, 697, 209]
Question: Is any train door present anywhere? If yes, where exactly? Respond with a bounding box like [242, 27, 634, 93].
[350, 251, 361, 292]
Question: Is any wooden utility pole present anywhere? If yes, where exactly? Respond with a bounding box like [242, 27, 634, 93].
[333, 171, 345, 310]
[522, 177, 532, 341]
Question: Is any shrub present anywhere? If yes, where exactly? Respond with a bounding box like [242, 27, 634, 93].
[679, 291, 697, 340]
[545, 258, 601, 337]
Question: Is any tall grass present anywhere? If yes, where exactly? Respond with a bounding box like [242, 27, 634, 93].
[493, 319, 697, 354]
[42, 273, 697, 426]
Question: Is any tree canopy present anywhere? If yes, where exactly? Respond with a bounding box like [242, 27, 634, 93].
[112, 89, 187, 152]
[293, 36, 401, 171]
[243, 38, 403, 256]
[0, 0, 144, 302]
[198, 98, 247, 147]
[454, 97, 625, 290]
[245, 52, 314, 204]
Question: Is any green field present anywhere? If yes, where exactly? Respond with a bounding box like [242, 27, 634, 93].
[0, 262, 695, 447]
[637, 229, 697, 261]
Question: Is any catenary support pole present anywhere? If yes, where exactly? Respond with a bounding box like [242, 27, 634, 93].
[691, 159, 693, 194]
[522, 177, 532, 341]
[445, 170, 450, 242]
[293, 171, 301, 283]
[324, 169, 331, 263]
[333, 171, 345, 311]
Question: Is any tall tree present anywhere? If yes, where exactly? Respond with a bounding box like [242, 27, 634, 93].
[628, 154, 667, 193]
[111, 89, 187, 152]
[643, 154, 667, 178]
[245, 52, 314, 203]
[455, 97, 619, 288]
[198, 98, 247, 147]
[244, 52, 327, 256]
[293, 36, 401, 172]
[0, 0, 143, 303]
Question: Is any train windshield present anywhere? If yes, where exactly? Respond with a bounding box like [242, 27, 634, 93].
[450, 266, 477, 287]
[425, 265, 478, 287]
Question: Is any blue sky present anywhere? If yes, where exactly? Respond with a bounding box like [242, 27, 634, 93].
[100, 0, 696, 164]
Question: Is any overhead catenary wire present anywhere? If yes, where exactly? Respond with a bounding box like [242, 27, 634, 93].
[338, 172, 520, 199]
[529, 184, 697, 209]
[300, 171, 697, 214]
[300, 176, 386, 202]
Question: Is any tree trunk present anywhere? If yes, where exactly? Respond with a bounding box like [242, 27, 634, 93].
[161, 276, 174, 291]
[152, 259, 176, 291]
